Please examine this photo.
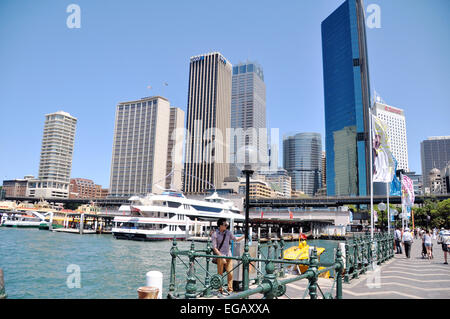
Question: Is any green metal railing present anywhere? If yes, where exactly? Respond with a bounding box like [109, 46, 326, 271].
[167, 232, 394, 299]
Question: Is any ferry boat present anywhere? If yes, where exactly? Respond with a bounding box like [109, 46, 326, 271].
[1, 211, 51, 229]
[112, 191, 245, 241]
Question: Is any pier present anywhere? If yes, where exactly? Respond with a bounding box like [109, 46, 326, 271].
[53, 212, 114, 235]
[166, 233, 450, 299]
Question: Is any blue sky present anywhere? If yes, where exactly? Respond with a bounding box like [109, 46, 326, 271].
[0, 0, 449, 188]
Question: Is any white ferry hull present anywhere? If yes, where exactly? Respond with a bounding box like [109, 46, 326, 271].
[112, 228, 186, 241]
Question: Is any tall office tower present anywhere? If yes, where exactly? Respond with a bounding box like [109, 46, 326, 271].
[184, 52, 232, 194]
[27, 111, 77, 198]
[322, 0, 372, 196]
[420, 136, 450, 190]
[166, 107, 185, 190]
[283, 133, 322, 196]
[109, 96, 184, 197]
[229, 62, 268, 177]
[321, 151, 327, 189]
[373, 101, 409, 171]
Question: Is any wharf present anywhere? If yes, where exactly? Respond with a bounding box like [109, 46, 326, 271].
[252, 238, 448, 299]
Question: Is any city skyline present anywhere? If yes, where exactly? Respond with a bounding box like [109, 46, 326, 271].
[1, 0, 449, 188]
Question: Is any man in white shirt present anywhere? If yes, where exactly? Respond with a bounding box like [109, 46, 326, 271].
[402, 228, 413, 258]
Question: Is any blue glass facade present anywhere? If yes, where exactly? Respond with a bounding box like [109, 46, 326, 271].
[283, 133, 322, 196]
[321, 0, 371, 196]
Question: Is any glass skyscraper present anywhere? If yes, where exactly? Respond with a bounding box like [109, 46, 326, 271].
[283, 133, 322, 196]
[229, 62, 267, 177]
[321, 0, 371, 196]
[420, 136, 450, 190]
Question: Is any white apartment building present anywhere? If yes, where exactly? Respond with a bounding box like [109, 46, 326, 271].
[109, 96, 184, 197]
[374, 102, 409, 172]
[27, 111, 77, 198]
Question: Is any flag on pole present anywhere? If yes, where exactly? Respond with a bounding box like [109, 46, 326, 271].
[390, 157, 401, 196]
[289, 210, 293, 220]
[260, 209, 264, 219]
[401, 175, 415, 207]
[371, 114, 395, 183]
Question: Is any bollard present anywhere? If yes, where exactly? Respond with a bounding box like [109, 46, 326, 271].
[146, 271, 163, 299]
[137, 286, 159, 299]
[0, 269, 6, 299]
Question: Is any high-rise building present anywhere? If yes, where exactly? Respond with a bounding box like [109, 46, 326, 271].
[229, 62, 268, 177]
[109, 96, 184, 197]
[27, 111, 77, 198]
[373, 101, 409, 171]
[321, 151, 327, 189]
[283, 133, 322, 196]
[184, 52, 232, 194]
[166, 107, 185, 190]
[420, 136, 450, 190]
[322, 0, 371, 196]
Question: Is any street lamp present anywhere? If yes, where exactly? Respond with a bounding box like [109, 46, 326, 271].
[392, 209, 398, 228]
[378, 202, 386, 232]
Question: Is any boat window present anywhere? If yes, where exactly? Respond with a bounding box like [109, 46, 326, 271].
[192, 205, 222, 213]
[179, 226, 186, 231]
[167, 201, 181, 208]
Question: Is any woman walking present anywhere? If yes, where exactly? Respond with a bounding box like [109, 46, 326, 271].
[423, 230, 433, 260]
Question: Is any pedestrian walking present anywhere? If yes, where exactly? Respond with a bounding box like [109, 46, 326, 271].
[402, 228, 413, 259]
[438, 229, 449, 265]
[394, 227, 402, 254]
[423, 230, 433, 260]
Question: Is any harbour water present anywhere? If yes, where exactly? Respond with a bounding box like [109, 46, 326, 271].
[0, 228, 342, 299]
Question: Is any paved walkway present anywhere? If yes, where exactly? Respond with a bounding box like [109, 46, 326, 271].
[279, 238, 450, 299]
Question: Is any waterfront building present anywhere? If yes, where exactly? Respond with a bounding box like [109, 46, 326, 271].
[165, 107, 185, 191]
[420, 136, 450, 190]
[283, 133, 322, 196]
[257, 168, 292, 197]
[403, 171, 423, 195]
[373, 101, 409, 171]
[322, 0, 372, 196]
[229, 61, 268, 177]
[69, 178, 108, 199]
[2, 176, 34, 197]
[426, 168, 448, 195]
[183, 52, 232, 194]
[27, 111, 77, 198]
[238, 178, 273, 199]
[109, 96, 184, 197]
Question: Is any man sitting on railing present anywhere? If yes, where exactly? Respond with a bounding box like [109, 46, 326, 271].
[211, 218, 244, 294]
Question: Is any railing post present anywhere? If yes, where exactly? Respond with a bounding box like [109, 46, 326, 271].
[344, 241, 350, 283]
[242, 243, 250, 294]
[185, 241, 197, 299]
[279, 239, 286, 278]
[255, 238, 261, 285]
[307, 247, 319, 299]
[335, 247, 344, 299]
[203, 239, 212, 297]
[169, 238, 178, 294]
[262, 261, 278, 299]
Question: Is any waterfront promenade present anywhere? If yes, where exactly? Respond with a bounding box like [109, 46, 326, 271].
[278, 238, 450, 299]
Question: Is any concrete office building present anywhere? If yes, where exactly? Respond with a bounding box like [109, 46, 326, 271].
[27, 111, 77, 198]
[184, 52, 232, 194]
[109, 96, 184, 197]
[420, 136, 450, 190]
[229, 62, 268, 177]
[258, 168, 292, 197]
[322, 0, 372, 196]
[373, 101, 409, 172]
